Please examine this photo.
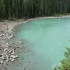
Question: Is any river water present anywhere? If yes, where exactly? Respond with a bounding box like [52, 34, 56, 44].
[8, 17, 70, 70]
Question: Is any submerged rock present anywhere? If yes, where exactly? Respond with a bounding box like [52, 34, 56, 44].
[22, 68, 25, 70]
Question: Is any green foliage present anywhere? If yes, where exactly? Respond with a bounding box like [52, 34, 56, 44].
[54, 47, 70, 70]
[0, 0, 70, 20]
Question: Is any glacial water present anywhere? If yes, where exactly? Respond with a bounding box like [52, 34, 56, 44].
[8, 17, 70, 70]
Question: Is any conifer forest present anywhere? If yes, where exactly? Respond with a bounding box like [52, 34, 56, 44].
[0, 0, 70, 19]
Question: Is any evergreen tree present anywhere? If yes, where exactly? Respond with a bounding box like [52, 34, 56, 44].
[54, 47, 70, 70]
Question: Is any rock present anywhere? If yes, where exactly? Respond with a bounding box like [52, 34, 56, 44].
[4, 48, 8, 52]
[10, 55, 18, 59]
[11, 49, 15, 54]
[9, 50, 12, 53]
[1, 55, 5, 60]
[6, 43, 9, 46]
[0, 60, 3, 64]
[11, 58, 15, 61]
[18, 41, 22, 44]
[0, 47, 4, 54]
[6, 55, 9, 61]
[16, 41, 22, 44]
[22, 68, 25, 70]
[0, 55, 2, 57]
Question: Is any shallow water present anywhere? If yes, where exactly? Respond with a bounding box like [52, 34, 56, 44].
[9, 17, 70, 70]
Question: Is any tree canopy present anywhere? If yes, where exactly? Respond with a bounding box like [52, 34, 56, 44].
[54, 47, 70, 70]
[0, 0, 70, 20]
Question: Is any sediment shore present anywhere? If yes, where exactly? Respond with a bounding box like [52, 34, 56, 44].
[0, 19, 25, 70]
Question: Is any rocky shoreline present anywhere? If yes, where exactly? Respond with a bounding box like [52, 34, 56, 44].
[0, 16, 69, 62]
[0, 20, 24, 70]
[0, 16, 70, 70]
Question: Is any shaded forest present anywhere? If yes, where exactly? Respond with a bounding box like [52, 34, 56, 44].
[0, 0, 70, 19]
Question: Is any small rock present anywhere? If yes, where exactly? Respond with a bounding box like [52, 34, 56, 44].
[11, 58, 15, 61]
[0, 55, 2, 57]
[11, 55, 18, 59]
[22, 68, 25, 70]
[0, 60, 3, 64]
[18, 41, 22, 44]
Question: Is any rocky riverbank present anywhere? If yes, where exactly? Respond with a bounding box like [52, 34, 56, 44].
[0, 19, 24, 70]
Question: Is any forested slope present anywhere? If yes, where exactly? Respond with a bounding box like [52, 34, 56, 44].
[0, 0, 70, 19]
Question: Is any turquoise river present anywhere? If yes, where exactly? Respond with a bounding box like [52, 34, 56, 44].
[8, 17, 70, 70]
